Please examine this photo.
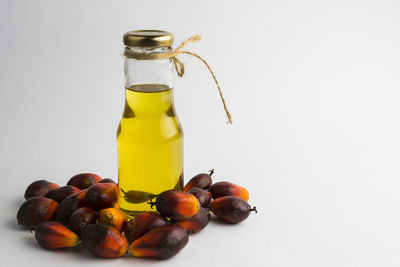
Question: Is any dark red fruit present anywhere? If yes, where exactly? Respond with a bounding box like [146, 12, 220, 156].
[99, 178, 117, 184]
[82, 223, 127, 258]
[35, 221, 81, 249]
[151, 190, 200, 220]
[210, 196, 257, 224]
[67, 173, 102, 190]
[209, 181, 249, 201]
[188, 188, 212, 207]
[124, 212, 169, 243]
[17, 197, 59, 230]
[183, 169, 214, 192]
[24, 180, 60, 199]
[174, 207, 211, 234]
[56, 190, 88, 225]
[128, 225, 189, 259]
[86, 183, 118, 210]
[68, 207, 97, 235]
[47, 185, 80, 203]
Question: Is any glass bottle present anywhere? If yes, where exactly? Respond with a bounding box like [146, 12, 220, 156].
[117, 30, 183, 216]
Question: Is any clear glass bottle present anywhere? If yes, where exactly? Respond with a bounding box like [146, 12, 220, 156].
[117, 30, 183, 216]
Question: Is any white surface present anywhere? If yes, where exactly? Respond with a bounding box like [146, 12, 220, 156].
[1, 0, 400, 266]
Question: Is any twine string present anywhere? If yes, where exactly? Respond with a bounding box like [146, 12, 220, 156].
[124, 35, 233, 124]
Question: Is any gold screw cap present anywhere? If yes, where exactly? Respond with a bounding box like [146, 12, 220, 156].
[123, 30, 174, 48]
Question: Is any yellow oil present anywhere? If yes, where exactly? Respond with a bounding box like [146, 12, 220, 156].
[117, 84, 183, 216]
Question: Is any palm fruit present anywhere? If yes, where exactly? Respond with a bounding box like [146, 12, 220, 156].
[121, 189, 156, 204]
[35, 221, 81, 249]
[56, 190, 88, 225]
[151, 190, 200, 220]
[24, 180, 60, 199]
[86, 183, 119, 210]
[183, 169, 214, 192]
[68, 207, 97, 235]
[82, 223, 127, 258]
[128, 225, 189, 260]
[17, 197, 59, 230]
[188, 188, 212, 207]
[123, 212, 169, 243]
[209, 181, 249, 201]
[98, 208, 126, 232]
[174, 207, 211, 234]
[210, 196, 257, 224]
[99, 178, 117, 184]
[67, 173, 102, 190]
[47, 185, 80, 203]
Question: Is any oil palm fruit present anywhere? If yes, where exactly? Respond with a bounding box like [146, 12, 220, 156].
[99, 178, 117, 184]
[82, 223, 127, 258]
[188, 188, 212, 207]
[47, 185, 80, 203]
[174, 207, 211, 233]
[17, 197, 59, 230]
[98, 208, 126, 232]
[86, 183, 118, 210]
[210, 196, 256, 224]
[35, 221, 80, 249]
[150, 190, 200, 220]
[128, 225, 188, 259]
[68, 207, 97, 235]
[209, 181, 249, 201]
[56, 190, 88, 225]
[67, 173, 102, 190]
[123, 212, 169, 243]
[183, 169, 214, 192]
[24, 180, 59, 199]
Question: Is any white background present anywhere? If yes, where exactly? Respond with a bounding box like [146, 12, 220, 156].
[1, 0, 400, 266]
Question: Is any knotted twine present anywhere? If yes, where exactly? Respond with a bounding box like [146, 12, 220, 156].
[124, 35, 233, 124]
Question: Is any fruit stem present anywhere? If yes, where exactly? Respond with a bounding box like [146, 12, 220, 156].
[209, 168, 215, 176]
[121, 189, 126, 194]
[250, 206, 258, 214]
[147, 200, 156, 209]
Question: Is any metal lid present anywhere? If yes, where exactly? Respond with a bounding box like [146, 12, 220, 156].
[123, 30, 174, 47]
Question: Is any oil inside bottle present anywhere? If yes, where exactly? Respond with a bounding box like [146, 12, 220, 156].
[117, 84, 183, 217]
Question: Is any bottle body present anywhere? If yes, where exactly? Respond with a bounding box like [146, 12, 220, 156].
[117, 84, 183, 216]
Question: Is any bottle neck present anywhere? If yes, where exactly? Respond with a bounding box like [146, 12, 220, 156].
[124, 46, 174, 91]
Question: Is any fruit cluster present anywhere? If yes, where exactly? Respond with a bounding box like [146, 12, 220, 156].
[17, 171, 256, 259]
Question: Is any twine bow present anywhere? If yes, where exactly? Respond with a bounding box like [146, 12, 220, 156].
[124, 35, 233, 124]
